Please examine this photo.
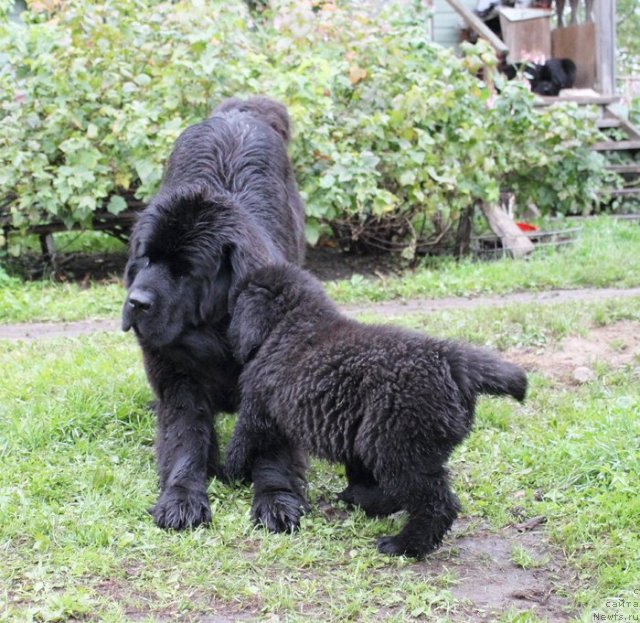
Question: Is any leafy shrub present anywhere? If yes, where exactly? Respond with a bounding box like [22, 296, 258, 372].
[0, 0, 611, 254]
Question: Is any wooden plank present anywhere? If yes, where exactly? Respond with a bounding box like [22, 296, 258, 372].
[433, 0, 477, 48]
[499, 8, 552, 63]
[444, 0, 509, 57]
[606, 164, 640, 174]
[534, 93, 619, 106]
[480, 202, 535, 258]
[603, 106, 640, 141]
[551, 23, 596, 88]
[594, 0, 616, 95]
[609, 188, 640, 197]
[596, 118, 621, 129]
[592, 140, 640, 151]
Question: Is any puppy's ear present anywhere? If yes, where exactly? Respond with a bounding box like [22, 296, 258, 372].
[228, 241, 269, 310]
[229, 285, 276, 363]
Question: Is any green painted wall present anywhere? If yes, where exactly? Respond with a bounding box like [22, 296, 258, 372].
[433, 0, 478, 50]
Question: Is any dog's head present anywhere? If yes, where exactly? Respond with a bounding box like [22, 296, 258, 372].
[212, 96, 291, 144]
[228, 264, 329, 364]
[122, 186, 267, 349]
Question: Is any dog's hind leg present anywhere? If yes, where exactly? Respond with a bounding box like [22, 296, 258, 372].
[338, 460, 401, 517]
[376, 468, 460, 558]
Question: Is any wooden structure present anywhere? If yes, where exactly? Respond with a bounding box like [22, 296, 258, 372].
[499, 7, 553, 63]
[438, 0, 618, 96]
[437, 0, 640, 242]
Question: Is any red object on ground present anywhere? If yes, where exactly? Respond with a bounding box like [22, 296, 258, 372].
[516, 222, 538, 232]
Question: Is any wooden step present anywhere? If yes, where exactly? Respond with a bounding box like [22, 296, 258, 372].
[606, 164, 640, 174]
[592, 140, 640, 151]
[608, 187, 640, 197]
[597, 118, 621, 129]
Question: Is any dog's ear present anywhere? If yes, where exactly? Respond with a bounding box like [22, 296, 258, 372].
[196, 247, 232, 324]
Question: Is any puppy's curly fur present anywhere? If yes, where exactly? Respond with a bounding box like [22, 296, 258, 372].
[226, 264, 527, 557]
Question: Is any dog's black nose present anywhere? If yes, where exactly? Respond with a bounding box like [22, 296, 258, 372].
[127, 289, 154, 312]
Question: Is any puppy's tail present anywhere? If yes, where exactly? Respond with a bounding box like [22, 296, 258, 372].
[440, 341, 527, 403]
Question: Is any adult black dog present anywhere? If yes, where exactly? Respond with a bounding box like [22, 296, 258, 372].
[122, 97, 307, 531]
[225, 264, 527, 557]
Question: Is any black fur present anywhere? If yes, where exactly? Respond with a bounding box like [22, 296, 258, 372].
[122, 97, 306, 530]
[528, 58, 576, 96]
[500, 59, 577, 96]
[225, 264, 527, 557]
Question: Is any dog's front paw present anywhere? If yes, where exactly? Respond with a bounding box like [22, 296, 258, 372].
[150, 486, 211, 530]
[252, 491, 309, 533]
[376, 535, 430, 559]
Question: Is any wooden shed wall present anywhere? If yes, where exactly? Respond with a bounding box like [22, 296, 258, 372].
[433, 0, 477, 49]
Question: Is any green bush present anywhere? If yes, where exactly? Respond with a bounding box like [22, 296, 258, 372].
[0, 0, 612, 254]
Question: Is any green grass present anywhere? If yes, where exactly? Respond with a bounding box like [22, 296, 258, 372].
[326, 217, 640, 303]
[1, 216, 639, 324]
[1, 296, 638, 621]
[5, 231, 127, 256]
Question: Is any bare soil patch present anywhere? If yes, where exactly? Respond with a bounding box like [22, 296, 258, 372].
[429, 518, 575, 621]
[4, 246, 404, 283]
[507, 320, 640, 384]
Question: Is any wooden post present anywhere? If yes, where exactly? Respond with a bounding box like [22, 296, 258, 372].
[455, 203, 475, 258]
[39, 233, 60, 276]
[445, 0, 510, 58]
[480, 202, 535, 258]
[595, 0, 616, 96]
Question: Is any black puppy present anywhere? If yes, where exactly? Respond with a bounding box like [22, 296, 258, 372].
[225, 264, 527, 558]
[122, 97, 307, 532]
[501, 58, 577, 96]
[529, 58, 576, 96]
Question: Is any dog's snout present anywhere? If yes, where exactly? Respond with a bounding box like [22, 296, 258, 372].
[127, 289, 154, 312]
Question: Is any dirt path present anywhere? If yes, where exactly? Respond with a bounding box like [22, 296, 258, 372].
[1, 286, 639, 341]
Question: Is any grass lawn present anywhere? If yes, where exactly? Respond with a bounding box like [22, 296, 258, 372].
[1, 294, 639, 621]
[1, 216, 639, 324]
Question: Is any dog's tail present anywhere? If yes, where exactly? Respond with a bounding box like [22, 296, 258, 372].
[440, 340, 527, 403]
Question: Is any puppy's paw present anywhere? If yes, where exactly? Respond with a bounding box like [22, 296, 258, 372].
[150, 486, 211, 530]
[338, 485, 401, 517]
[336, 486, 357, 506]
[376, 535, 430, 559]
[252, 491, 309, 533]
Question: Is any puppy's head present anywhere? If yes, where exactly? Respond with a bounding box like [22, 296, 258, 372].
[228, 264, 328, 363]
[122, 186, 264, 349]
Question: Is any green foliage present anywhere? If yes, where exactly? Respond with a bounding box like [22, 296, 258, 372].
[0, 0, 611, 253]
[617, 0, 640, 74]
